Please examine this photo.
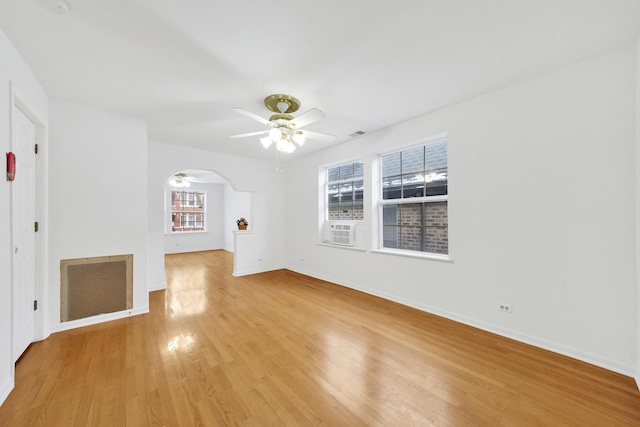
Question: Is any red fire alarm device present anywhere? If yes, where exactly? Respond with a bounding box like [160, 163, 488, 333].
[6, 152, 16, 181]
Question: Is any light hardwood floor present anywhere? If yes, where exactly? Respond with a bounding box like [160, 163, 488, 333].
[1, 250, 640, 426]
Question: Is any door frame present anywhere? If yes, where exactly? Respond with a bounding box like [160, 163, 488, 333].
[9, 82, 47, 370]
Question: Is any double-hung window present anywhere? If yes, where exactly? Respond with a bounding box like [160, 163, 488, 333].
[326, 161, 364, 221]
[380, 137, 448, 254]
[171, 190, 206, 232]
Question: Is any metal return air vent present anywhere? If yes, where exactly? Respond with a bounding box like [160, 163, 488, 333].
[60, 254, 133, 322]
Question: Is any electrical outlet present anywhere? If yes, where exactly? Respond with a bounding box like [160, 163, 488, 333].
[498, 303, 513, 313]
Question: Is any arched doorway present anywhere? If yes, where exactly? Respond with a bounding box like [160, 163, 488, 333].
[164, 169, 251, 255]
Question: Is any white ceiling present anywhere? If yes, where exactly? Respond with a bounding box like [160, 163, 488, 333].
[2, 0, 640, 162]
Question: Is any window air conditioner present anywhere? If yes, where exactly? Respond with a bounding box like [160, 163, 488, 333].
[326, 222, 356, 247]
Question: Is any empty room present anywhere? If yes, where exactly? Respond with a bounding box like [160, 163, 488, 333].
[1, 0, 640, 425]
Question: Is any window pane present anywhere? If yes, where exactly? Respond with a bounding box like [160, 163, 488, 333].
[327, 183, 339, 203]
[354, 161, 364, 178]
[383, 226, 399, 248]
[338, 201, 354, 220]
[402, 146, 424, 174]
[328, 167, 340, 183]
[425, 168, 448, 196]
[339, 182, 354, 201]
[424, 201, 448, 254]
[426, 140, 448, 170]
[401, 174, 425, 198]
[381, 152, 401, 177]
[353, 180, 364, 201]
[399, 203, 422, 226]
[328, 202, 340, 220]
[195, 193, 204, 209]
[382, 176, 402, 200]
[382, 205, 398, 225]
[339, 164, 353, 180]
[353, 201, 364, 220]
[398, 226, 423, 251]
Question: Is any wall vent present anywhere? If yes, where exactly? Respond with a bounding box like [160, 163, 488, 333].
[60, 254, 133, 322]
[327, 222, 356, 246]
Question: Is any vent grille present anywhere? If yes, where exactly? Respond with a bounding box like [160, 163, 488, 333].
[60, 254, 133, 322]
[349, 130, 367, 138]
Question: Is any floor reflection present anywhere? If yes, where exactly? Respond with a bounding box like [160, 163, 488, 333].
[165, 266, 207, 317]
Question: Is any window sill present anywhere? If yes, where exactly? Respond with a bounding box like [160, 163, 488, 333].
[317, 243, 367, 252]
[370, 248, 453, 262]
[167, 230, 208, 235]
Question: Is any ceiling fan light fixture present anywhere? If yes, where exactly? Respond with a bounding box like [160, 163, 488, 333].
[269, 127, 282, 142]
[169, 178, 190, 188]
[276, 138, 295, 153]
[293, 131, 305, 146]
[231, 94, 334, 154]
[169, 172, 191, 188]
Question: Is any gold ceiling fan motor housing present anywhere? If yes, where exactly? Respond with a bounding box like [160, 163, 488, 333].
[264, 94, 301, 122]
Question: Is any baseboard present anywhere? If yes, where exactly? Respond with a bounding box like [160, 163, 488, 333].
[148, 282, 166, 292]
[232, 265, 284, 277]
[287, 266, 636, 378]
[0, 376, 14, 407]
[636, 374, 640, 391]
[48, 307, 149, 334]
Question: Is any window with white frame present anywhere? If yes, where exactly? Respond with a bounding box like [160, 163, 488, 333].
[171, 190, 206, 232]
[380, 138, 448, 254]
[326, 160, 364, 221]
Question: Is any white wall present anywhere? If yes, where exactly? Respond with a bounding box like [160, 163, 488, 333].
[286, 47, 637, 376]
[164, 182, 224, 254]
[0, 28, 49, 406]
[47, 99, 149, 332]
[148, 141, 286, 282]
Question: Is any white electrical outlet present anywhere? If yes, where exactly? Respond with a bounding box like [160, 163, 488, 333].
[498, 303, 513, 313]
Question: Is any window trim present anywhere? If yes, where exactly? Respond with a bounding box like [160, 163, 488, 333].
[169, 189, 207, 234]
[376, 135, 449, 258]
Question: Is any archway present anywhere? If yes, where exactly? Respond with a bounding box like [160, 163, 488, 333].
[164, 169, 251, 255]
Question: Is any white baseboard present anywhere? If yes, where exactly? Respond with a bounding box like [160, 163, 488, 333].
[636, 375, 640, 391]
[287, 266, 636, 378]
[48, 307, 149, 334]
[0, 377, 14, 407]
[232, 265, 284, 277]
[148, 282, 166, 292]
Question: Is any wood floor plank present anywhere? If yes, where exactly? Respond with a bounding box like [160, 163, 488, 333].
[1, 249, 639, 426]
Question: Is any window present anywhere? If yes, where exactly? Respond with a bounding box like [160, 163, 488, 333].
[326, 161, 364, 221]
[171, 190, 206, 232]
[380, 138, 448, 254]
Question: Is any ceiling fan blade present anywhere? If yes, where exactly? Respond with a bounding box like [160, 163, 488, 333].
[300, 129, 335, 142]
[290, 108, 325, 129]
[232, 107, 273, 126]
[230, 130, 269, 139]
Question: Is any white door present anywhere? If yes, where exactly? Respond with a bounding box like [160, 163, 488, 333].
[11, 106, 37, 363]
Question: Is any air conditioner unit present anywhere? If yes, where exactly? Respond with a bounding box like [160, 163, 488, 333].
[326, 222, 356, 247]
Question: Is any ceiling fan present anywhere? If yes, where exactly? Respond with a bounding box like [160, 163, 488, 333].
[230, 94, 335, 153]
